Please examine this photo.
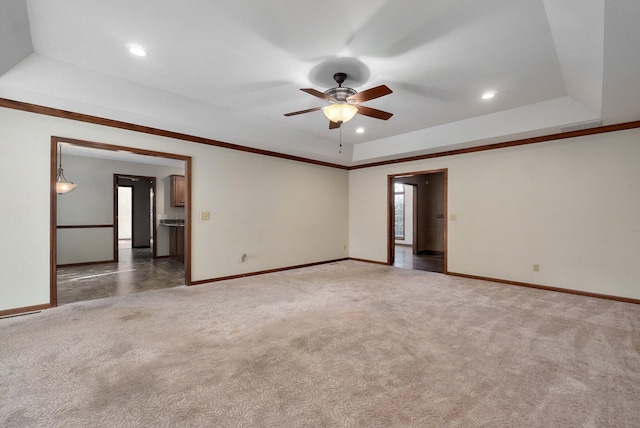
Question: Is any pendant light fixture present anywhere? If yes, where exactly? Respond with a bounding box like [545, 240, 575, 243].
[56, 144, 77, 194]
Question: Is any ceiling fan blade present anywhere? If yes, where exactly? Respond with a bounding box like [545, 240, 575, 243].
[356, 105, 393, 120]
[283, 106, 322, 117]
[300, 88, 336, 102]
[329, 120, 341, 129]
[347, 85, 392, 103]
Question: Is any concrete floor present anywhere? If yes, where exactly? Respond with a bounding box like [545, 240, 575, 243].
[56, 245, 185, 305]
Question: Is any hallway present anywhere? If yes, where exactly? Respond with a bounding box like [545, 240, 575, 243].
[393, 245, 445, 273]
[56, 245, 185, 305]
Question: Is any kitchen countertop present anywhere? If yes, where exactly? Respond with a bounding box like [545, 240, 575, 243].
[159, 220, 185, 227]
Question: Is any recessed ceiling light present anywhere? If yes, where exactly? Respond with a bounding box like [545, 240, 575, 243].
[128, 45, 148, 57]
[356, 127, 365, 134]
[482, 91, 495, 100]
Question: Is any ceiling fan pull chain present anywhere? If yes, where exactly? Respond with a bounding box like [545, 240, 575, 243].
[339, 126, 342, 154]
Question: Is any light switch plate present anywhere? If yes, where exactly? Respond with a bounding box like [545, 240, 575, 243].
[201, 211, 210, 220]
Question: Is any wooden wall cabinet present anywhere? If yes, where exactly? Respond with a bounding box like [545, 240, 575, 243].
[170, 175, 185, 207]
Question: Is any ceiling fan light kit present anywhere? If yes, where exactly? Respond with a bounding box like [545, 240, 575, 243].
[285, 72, 393, 129]
[323, 103, 358, 124]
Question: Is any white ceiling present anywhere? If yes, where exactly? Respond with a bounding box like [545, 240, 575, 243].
[2, 0, 639, 167]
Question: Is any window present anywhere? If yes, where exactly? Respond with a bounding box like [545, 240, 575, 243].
[394, 182, 405, 240]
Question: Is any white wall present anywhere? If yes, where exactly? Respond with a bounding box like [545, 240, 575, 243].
[0, 107, 349, 311]
[350, 129, 640, 300]
[57, 228, 113, 265]
[5, 103, 636, 309]
[56, 154, 185, 264]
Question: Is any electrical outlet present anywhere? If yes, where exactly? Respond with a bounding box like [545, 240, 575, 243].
[533, 264, 540, 272]
[241, 253, 247, 263]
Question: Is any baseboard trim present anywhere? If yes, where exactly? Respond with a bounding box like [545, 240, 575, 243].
[349, 257, 389, 266]
[191, 258, 350, 285]
[0, 303, 51, 318]
[448, 272, 640, 305]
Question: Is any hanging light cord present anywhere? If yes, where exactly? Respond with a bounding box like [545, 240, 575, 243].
[339, 124, 342, 154]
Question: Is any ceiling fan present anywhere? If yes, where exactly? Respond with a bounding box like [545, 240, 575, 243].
[284, 72, 393, 129]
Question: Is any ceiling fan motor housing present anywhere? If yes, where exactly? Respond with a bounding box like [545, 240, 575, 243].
[324, 87, 357, 103]
[324, 72, 357, 104]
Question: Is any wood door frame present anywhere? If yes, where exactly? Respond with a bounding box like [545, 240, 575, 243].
[114, 174, 157, 261]
[387, 168, 448, 273]
[50, 136, 192, 307]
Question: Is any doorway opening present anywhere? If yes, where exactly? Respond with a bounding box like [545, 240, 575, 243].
[118, 186, 133, 245]
[114, 174, 156, 262]
[388, 169, 447, 273]
[51, 137, 192, 307]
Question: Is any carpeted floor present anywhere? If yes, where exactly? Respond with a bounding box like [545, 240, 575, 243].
[1, 261, 639, 427]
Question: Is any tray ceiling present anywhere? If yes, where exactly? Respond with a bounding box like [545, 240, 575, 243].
[1, 0, 639, 166]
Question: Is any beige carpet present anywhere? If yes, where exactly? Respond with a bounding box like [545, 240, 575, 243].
[1, 261, 639, 427]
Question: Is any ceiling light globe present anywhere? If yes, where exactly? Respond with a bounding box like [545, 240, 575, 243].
[56, 181, 77, 194]
[322, 104, 358, 124]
